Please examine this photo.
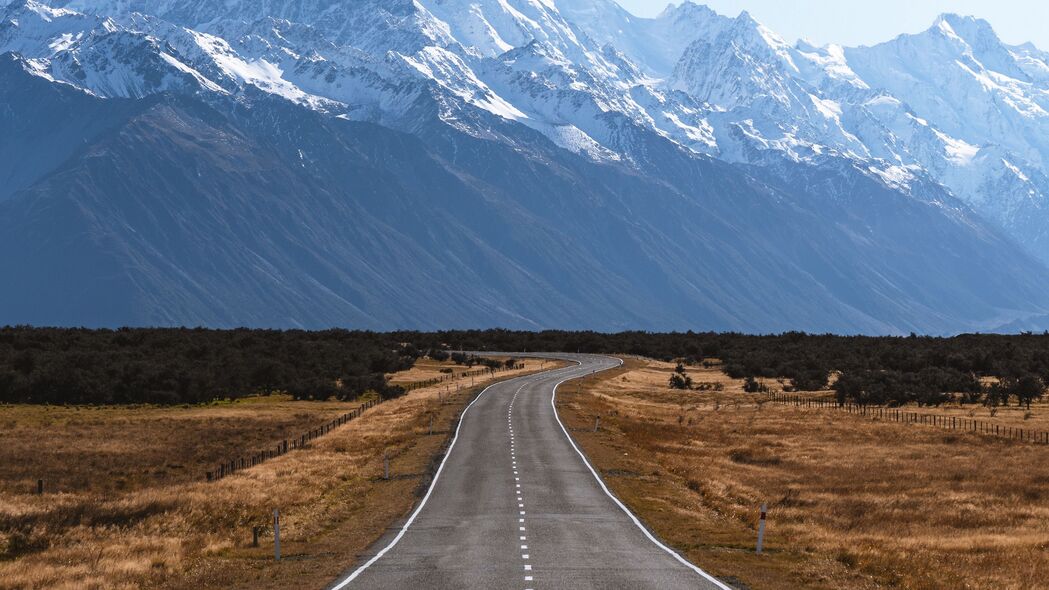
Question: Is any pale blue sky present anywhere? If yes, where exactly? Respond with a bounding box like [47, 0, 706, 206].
[614, 1, 1049, 49]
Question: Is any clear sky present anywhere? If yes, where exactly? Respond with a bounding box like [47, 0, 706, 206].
[613, 1, 1049, 49]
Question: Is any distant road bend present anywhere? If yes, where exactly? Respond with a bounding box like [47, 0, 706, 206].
[331, 354, 731, 590]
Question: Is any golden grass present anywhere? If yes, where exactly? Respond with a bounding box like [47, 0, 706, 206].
[386, 356, 516, 385]
[557, 358, 1049, 590]
[0, 360, 557, 590]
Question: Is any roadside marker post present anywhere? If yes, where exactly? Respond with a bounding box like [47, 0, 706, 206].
[594, 417, 600, 432]
[273, 509, 281, 561]
[756, 504, 767, 554]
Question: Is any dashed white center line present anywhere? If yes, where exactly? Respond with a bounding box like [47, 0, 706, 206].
[510, 382, 534, 589]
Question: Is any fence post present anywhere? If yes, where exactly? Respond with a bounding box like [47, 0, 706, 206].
[756, 504, 767, 554]
[594, 417, 601, 432]
[37, 479, 43, 495]
[273, 509, 281, 561]
[252, 526, 260, 548]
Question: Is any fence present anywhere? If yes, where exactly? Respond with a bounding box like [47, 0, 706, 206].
[206, 397, 387, 482]
[764, 393, 1049, 445]
[206, 362, 525, 481]
[400, 363, 523, 391]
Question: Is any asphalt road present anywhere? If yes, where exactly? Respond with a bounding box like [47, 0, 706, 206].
[331, 354, 730, 590]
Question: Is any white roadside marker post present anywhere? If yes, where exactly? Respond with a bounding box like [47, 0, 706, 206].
[274, 509, 281, 561]
[594, 417, 600, 432]
[756, 504, 767, 554]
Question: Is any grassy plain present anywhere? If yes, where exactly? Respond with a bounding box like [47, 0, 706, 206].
[557, 358, 1049, 590]
[0, 359, 550, 590]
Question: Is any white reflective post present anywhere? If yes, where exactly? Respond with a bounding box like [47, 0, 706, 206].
[756, 504, 767, 554]
[274, 509, 281, 561]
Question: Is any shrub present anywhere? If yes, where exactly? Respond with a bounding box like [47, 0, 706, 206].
[743, 376, 768, 393]
[668, 373, 693, 390]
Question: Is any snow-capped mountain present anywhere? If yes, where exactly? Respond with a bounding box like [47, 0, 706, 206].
[3, 0, 1049, 333]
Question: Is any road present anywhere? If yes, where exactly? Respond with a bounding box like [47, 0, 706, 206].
[331, 354, 730, 590]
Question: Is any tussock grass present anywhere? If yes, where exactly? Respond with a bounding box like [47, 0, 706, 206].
[558, 358, 1049, 590]
[0, 360, 554, 589]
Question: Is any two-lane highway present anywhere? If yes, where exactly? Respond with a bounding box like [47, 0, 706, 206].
[331, 354, 730, 590]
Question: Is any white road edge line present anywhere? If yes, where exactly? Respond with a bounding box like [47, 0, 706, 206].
[550, 356, 734, 590]
[329, 365, 576, 589]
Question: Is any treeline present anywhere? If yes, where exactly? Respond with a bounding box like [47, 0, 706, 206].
[5, 328, 1049, 408]
[0, 328, 418, 405]
[399, 330, 1049, 408]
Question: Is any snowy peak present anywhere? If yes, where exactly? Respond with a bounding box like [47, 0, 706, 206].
[1, 1, 225, 98]
[10, 0, 1049, 267]
[668, 10, 800, 109]
[933, 13, 999, 47]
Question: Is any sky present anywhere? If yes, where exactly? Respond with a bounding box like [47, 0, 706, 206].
[613, 0, 1049, 49]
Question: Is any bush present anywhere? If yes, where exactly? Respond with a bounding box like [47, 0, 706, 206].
[743, 376, 768, 393]
[668, 373, 692, 390]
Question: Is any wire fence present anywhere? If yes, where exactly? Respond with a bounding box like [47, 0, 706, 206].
[206, 362, 526, 481]
[206, 397, 387, 482]
[400, 363, 523, 391]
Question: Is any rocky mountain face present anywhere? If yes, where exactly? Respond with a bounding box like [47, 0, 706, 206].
[2, 0, 1049, 333]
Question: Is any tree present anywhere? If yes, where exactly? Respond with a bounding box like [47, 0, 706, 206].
[1010, 374, 1045, 409]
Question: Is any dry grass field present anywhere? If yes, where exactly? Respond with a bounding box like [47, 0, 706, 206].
[0, 358, 552, 590]
[557, 358, 1049, 590]
[387, 356, 513, 385]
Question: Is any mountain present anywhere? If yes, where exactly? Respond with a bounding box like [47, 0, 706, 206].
[590, 5, 1049, 265]
[1, 0, 1048, 333]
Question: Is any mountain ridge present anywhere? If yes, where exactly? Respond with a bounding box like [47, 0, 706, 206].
[2, 0, 1049, 333]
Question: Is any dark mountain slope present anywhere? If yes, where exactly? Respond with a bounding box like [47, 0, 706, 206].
[0, 53, 151, 202]
[2, 59, 1048, 333]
